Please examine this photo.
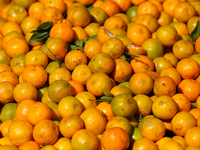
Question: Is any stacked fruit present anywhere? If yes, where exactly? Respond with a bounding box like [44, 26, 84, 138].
[0, 0, 200, 150]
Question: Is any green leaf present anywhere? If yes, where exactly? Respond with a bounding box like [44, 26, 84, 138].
[87, 4, 94, 11]
[29, 32, 49, 43]
[191, 20, 200, 41]
[37, 22, 53, 30]
[103, 90, 114, 97]
[88, 35, 98, 40]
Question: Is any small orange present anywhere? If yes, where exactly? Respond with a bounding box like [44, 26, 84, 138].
[72, 26, 88, 41]
[58, 96, 83, 118]
[0, 81, 15, 105]
[171, 111, 197, 136]
[97, 26, 113, 45]
[0, 49, 11, 65]
[28, 102, 52, 125]
[0, 63, 12, 73]
[64, 49, 88, 71]
[49, 23, 74, 43]
[163, 52, 179, 68]
[156, 137, 173, 149]
[160, 140, 185, 150]
[13, 82, 38, 103]
[45, 0, 66, 14]
[140, 117, 166, 141]
[162, 0, 181, 18]
[89, 52, 114, 75]
[104, 16, 126, 31]
[96, 101, 115, 121]
[0, 4, 13, 20]
[8, 120, 33, 147]
[71, 129, 99, 150]
[40, 7, 62, 23]
[68, 80, 85, 96]
[99, 0, 120, 17]
[184, 126, 200, 147]
[89, 7, 108, 26]
[172, 135, 187, 149]
[111, 58, 133, 83]
[80, 108, 107, 135]
[158, 11, 172, 26]
[9, 54, 25, 77]
[5, 37, 29, 58]
[0, 71, 19, 86]
[172, 93, 191, 112]
[133, 137, 158, 150]
[152, 95, 178, 120]
[59, 115, 84, 138]
[33, 119, 59, 146]
[170, 21, 189, 35]
[22, 65, 47, 88]
[189, 108, 200, 119]
[101, 127, 130, 150]
[53, 137, 73, 150]
[153, 57, 174, 74]
[110, 84, 133, 96]
[18, 141, 40, 150]
[84, 22, 101, 37]
[75, 91, 97, 110]
[129, 72, 154, 95]
[86, 72, 112, 97]
[28, 2, 45, 21]
[0, 120, 14, 137]
[111, 0, 132, 12]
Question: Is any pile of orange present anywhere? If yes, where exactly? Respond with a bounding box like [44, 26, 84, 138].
[1, 0, 200, 149]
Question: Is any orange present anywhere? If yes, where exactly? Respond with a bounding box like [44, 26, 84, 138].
[153, 76, 176, 97]
[84, 23, 101, 37]
[8, 120, 33, 147]
[110, 84, 133, 96]
[80, 108, 107, 135]
[75, 91, 97, 110]
[160, 140, 185, 150]
[9, 54, 25, 77]
[18, 141, 40, 150]
[185, 146, 200, 150]
[130, 55, 154, 73]
[99, 0, 120, 17]
[28, 2, 45, 21]
[104, 16, 126, 31]
[187, 16, 200, 35]
[153, 56, 174, 74]
[45, 0, 66, 14]
[132, 137, 158, 150]
[170, 21, 189, 35]
[178, 79, 200, 102]
[196, 96, 200, 109]
[71, 129, 99, 150]
[129, 72, 154, 95]
[59, 115, 84, 138]
[126, 5, 138, 20]
[58, 96, 83, 118]
[67, 4, 91, 27]
[113, 13, 131, 25]
[127, 23, 151, 47]
[162, 0, 181, 18]
[0, 63, 12, 73]
[0, 4, 13, 20]
[5, 37, 29, 58]
[48, 67, 72, 85]
[137, 1, 160, 18]
[53, 137, 73, 150]
[13, 82, 38, 103]
[0, 71, 19, 86]
[0, 81, 14, 105]
[50, 23, 74, 43]
[72, 26, 88, 41]
[12, 0, 36, 9]
[46, 37, 68, 61]
[101, 127, 130, 150]
[20, 16, 40, 35]
[173, 40, 194, 60]
[172, 135, 187, 149]
[195, 36, 200, 54]
[111, 58, 133, 83]
[172, 93, 191, 112]
[184, 126, 200, 147]
[83, 39, 102, 60]
[22, 65, 47, 88]
[133, 94, 153, 117]
[27, 102, 52, 125]
[1, 21, 23, 36]
[101, 37, 125, 59]
[173, 2, 196, 23]
[40, 7, 62, 23]
[0, 120, 14, 137]
[189, 108, 200, 119]
[140, 117, 166, 141]
[163, 52, 179, 67]
[86, 72, 112, 97]
[0, 49, 11, 65]
[156, 24, 178, 47]
[0, 145, 19, 150]
[68, 80, 85, 96]
[158, 11, 172, 26]
[89, 7, 108, 26]
[64, 49, 87, 71]
[33, 119, 59, 146]
[96, 101, 115, 121]
[156, 137, 173, 149]
[152, 95, 178, 120]
[176, 58, 199, 79]
[111, 93, 137, 119]
[97, 26, 113, 45]
[135, 14, 159, 33]
[171, 111, 197, 136]
[24, 49, 48, 68]
[111, 0, 131, 12]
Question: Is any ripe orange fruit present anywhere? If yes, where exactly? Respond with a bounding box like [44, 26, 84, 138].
[110, 84, 133, 96]
[0, 71, 19, 86]
[172, 93, 191, 112]
[40, 7, 62, 23]
[140, 117, 166, 141]
[133, 137, 159, 150]
[171, 111, 197, 136]
[53, 137, 73, 150]
[129, 72, 154, 95]
[101, 127, 130, 150]
[184, 126, 200, 147]
[153, 57, 173, 74]
[18, 141, 40, 150]
[99, 0, 120, 17]
[80, 108, 107, 135]
[71, 129, 99, 150]
[45, 0, 66, 14]
[160, 140, 185, 150]
[28, 2, 45, 21]
[33, 119, 59, 146]
[0, 81, 14, 105]
[8, 120, 33, 147]
[162, 0, 181, 18]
